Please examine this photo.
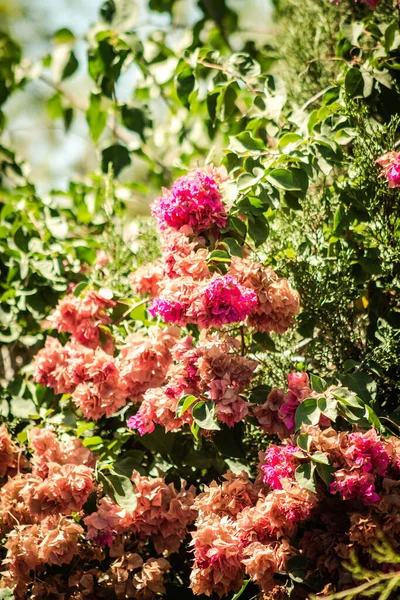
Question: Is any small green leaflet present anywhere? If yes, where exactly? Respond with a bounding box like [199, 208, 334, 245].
[175, 394, 198, 418]
[192, 401, 221, 431]
[99, 471, 137, 513]
[295, 462, 317, 493]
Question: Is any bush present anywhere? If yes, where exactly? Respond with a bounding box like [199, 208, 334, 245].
[1, 0, 400, 598]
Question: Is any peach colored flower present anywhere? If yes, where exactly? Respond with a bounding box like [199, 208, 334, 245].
[130, 470, 197, 553]
[0, 425, 20, 477]
[22, 463, 94, 518]
[190, 515, 244, 597]
[85, 497, 132, 547]
[130, 261, 164, 297]
[195, 471, 258, 522]
[118, 326, 179, 399]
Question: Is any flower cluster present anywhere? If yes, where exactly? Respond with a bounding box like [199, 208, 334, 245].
[261, 443, 300, 490]
[85, 471, 196, 553]
[43, 289, 115, 351]
[33, 295, 179, 420]
[190, 471, 316, 597]
[131, 169, 300, 334]
[128, 334, 257, 433]
[376, 151, 400, 188]
[151, 169, 228, 233]
[0, 426, 196, 600]
[253, 371, 332, 438]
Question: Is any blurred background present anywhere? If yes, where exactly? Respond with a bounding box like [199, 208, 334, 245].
[1, 0, 272, 196]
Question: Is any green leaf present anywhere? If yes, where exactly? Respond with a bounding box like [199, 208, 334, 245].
[310, 374, 327, 393]
[121, 105, 151, 142]
[112, 451, 145, 478]
[213, 423, 245, 459]
[310, 451, 330, 465]
[53, 28, 75, 44]
[295, 398, 320, 430]
[175, 66, 195, 107]
[208, 249, 231, 263]
[331, 387, 364, 408]
[140, 427, 176, 455]
[101, 144, 131, 177]
[316, 462, 335, 486]
[317, 397, 338, 421]
[249, 384, 271, 405]
[297, 433, 311, 452]
[62, 51, 79, 80]
[295, 462, 316, 492]
[229, 216, 247, 238]
[86, 93, 108, 143]
[278, 133, 303, 148]
[252, 331, 276, 352]
[222, 237, 243, 257]
[83, 436, 104, 448]
[267, 168, 308, 196]
[191, 421, 200, 441]
[345, 68, 364, 98]
[385, 22, 398, 53]
[192, 401, 221, 431]
[175, 394, 198, 418]
[73, 281, 89, 297]
[10, 397, 36, 419]
[339, 371, 377, 406]
[47, 93, 64, 119]
[248, 216, 269, 246]
[100, 471, 137, 513]
[229, 131, 264, 153]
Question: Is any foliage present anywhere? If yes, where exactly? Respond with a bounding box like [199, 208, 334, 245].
[318, 536, 400, 600]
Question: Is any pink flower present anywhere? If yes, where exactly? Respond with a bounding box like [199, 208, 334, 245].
[287, 371, 309, 393]
[33, 337, 84, 395]
[194, 471, 258, 522]
[127, 412, 155, 436]
[43, 290, 115, 350]
[209, 380, 249, 427]
[277, 392, 300, 431]
[0, 425, 19, 477]
[242, 540, 293, 594]
[376, 151, 400, 187]
[192, 275, 257, 329]
[345, 429, 390, 476]
[38, 516, 83, 566]
[330, 469, 380, 504]
[73, 379, 127, 420]
[149, 297, 187, 326]
[261, 444, 300, 490]
[160, 228, 210, 280]
[151, 170, 227, 233]
[21, 463, 94, 518]
[128, 387, 191, 434]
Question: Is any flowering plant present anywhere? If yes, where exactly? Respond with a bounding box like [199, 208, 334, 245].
[1, 0, 400, 598]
